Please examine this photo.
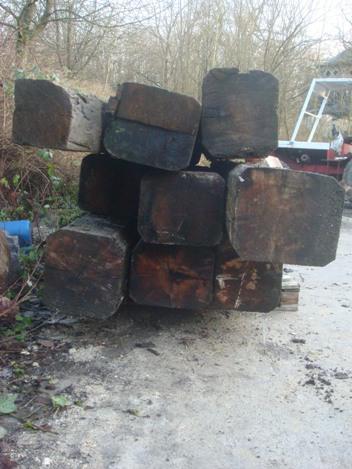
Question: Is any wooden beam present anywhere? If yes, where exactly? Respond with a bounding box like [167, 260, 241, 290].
[201, 68, 278, 159]
[104, 118, 197, 171]
[103, 82, 201, 171]
[43, 215, 130, 319]
[212, 239, 282, 312]
[138, 171, 225, 246]
[115, 82, 201, 135]
[226, 165, 344, 266]
[13, 79, 103, 152]
[78, 153, 147, 225]
[129, 241, 215, 309]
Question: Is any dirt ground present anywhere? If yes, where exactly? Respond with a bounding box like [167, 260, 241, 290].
[1, 213, 352, 469]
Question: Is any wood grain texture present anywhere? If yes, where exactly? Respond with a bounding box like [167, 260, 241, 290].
[43, 215, 129, 319]
[226, 165, 344, 266]
[129, 241, 215, 309]
[78, 153, 147, 224]
[104, 118, 196, 171]
[138, 171, 225, 246]
[201, 68, 278, 159]
[13, 79, 103, 152]
[212, 239, 282, 312]
[116, 82, 201, 135]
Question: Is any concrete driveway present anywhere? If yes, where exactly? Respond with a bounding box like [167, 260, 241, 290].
[9, 214, 352, 469]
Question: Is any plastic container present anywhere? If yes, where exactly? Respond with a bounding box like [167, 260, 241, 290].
[0, 220, 32, 247]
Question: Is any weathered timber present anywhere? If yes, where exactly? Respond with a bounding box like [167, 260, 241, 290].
[78, 153, 147, 224]
[104, 118, 196, 171]
[201, 68, 278, 159]
[115, 82, 201, 135]
[43, 215, 129, 319]
[0, 232, 20, 294]
[212, 239, 282, 312]
[138, 171, 225, 246]
[129, 242, 215, 309]
[13, 79, 103, 152]
[226, 165, 345, 266]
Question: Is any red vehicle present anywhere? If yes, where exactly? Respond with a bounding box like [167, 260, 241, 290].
[275, 78, 352, 181]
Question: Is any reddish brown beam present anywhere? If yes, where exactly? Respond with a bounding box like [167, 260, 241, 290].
[129, 241, 215, 309]
[212, 239, 282, 312]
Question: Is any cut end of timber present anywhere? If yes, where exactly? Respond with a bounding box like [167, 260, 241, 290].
[43, 215, 130, 319]
[226, 166, 345, 266]
[129, 241, 215, 309]
[212, 239, 282, 312]
[13, 79, 103, 152]
[138, 170, 225, 246]
[201, 68, 279, 159]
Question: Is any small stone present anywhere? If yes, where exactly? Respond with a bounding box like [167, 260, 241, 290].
[0, 426, 7, 439]
[335, 372, 349, 380]
[291, 338, 306, 344]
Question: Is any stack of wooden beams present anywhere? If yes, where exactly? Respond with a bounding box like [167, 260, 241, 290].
[12, 69, 345, 319]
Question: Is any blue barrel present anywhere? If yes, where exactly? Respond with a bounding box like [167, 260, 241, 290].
[0, 220, 32, 247]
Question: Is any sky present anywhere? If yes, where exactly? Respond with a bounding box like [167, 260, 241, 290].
[307, 0, 351, 57]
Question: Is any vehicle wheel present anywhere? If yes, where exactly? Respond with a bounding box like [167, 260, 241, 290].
[299, 153, 311, 164]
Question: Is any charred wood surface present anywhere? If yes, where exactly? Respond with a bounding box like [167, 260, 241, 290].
[104, 118, 196, 171]
[201, 68, 278, 159]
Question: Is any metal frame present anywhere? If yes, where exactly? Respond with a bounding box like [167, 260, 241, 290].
[279, 78, 352, 151]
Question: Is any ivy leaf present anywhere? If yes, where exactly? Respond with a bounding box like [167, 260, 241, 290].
[0, 394, 17, 414]
[51, 395, 70, 409]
